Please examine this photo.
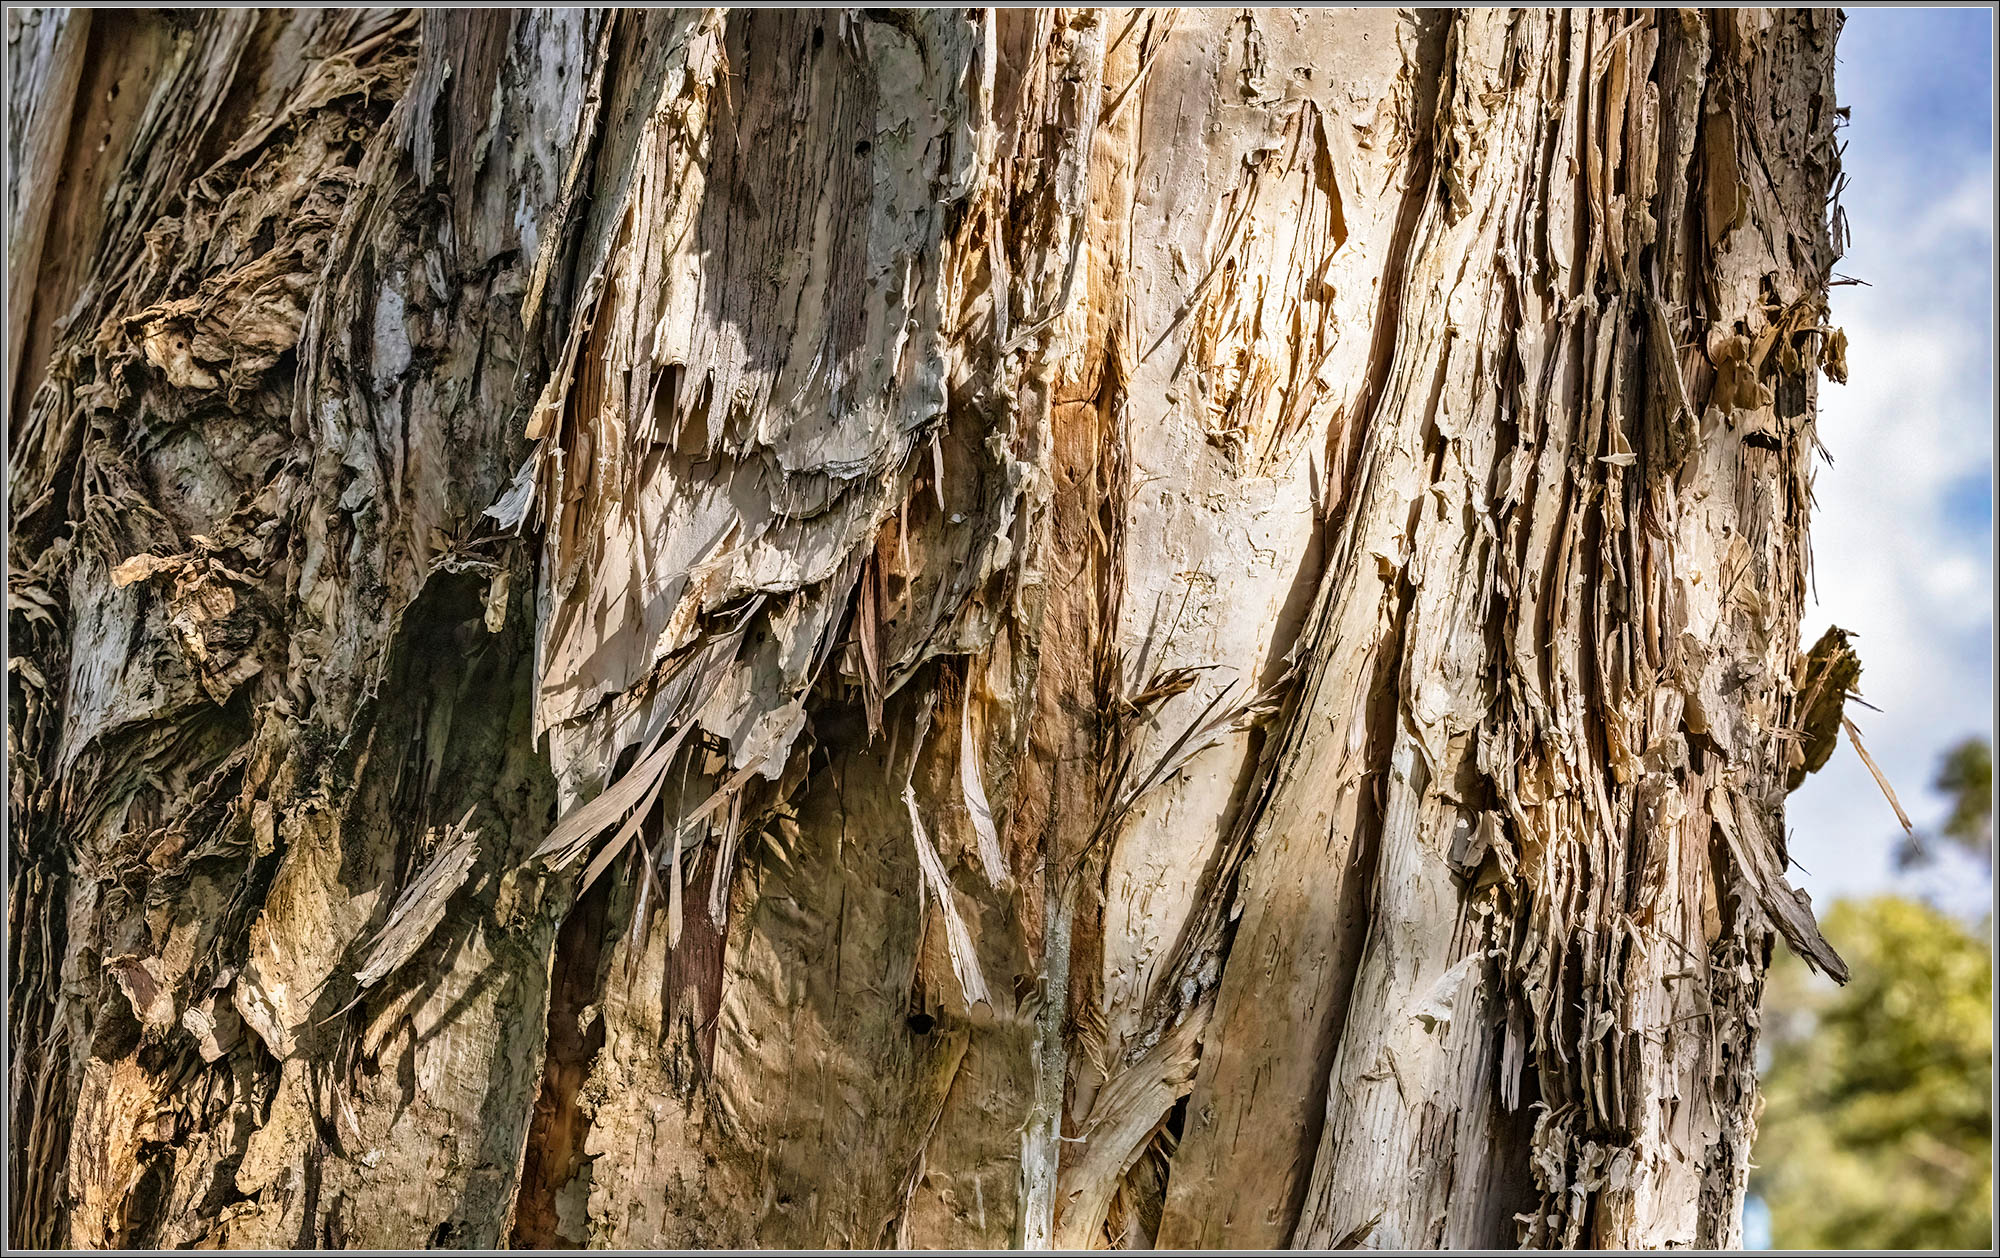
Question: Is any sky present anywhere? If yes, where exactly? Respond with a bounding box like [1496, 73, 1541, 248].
[1785, 5, 1996, 920]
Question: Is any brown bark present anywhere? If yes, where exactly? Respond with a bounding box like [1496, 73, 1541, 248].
[8, 7, 1849, 1249]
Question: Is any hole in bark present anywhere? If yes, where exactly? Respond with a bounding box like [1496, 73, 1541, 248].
[118, 1145, 173, 1244]
[905, 1011, 936, 1034]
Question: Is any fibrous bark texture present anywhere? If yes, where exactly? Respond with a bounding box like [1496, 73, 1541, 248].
[8, 7, 1850, 1250]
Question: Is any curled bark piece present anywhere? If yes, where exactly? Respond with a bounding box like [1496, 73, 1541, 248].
[1843, 715, 1916, 837]
[904, 781, 990, 1010]
[537, 724, 690, 871]
[1788, 625, 1862, 790]
[960, 689, 1009, 889]
[1711, 786, 1848, 983]
[352, 807, 480, 992]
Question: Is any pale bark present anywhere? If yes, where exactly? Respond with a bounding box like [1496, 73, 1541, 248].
[9, 7, 1848, 1250]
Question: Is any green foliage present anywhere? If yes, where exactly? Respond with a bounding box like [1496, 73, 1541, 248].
[1936, 737, 1993, 859]
[1753, 895, 1993, 1250]
[1895, 736, 1992, 872]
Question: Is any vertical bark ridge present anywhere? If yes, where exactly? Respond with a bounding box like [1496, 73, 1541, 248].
[1150, 11, 1455, 1248]
[1291, 11, 1564, 1245]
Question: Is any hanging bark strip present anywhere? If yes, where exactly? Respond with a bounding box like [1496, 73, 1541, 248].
[10, 7, 1852, 1250]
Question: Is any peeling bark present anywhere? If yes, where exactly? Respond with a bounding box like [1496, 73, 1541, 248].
[10, 7, 1849, 1250]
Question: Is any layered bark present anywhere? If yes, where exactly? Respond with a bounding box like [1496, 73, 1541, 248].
[9, 7, 1849, 1250]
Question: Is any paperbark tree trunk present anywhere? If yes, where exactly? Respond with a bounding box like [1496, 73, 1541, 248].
[8, 7, 1851, 1250]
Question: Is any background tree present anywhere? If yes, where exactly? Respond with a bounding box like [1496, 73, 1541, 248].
[8, 7, 1850, 1249]
[1753, 895, 1993, 1250]
[1755, 734, 1993, 1250]
[1895, 735, 1994, 870]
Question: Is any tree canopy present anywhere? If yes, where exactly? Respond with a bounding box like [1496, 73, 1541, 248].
[1754, 738, 1994, 1250]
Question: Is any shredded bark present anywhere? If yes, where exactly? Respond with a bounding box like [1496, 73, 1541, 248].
[9, 7, 1852, 1250]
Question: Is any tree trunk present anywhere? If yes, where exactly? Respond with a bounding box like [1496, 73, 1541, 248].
[8, 7, 1850, 1249]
